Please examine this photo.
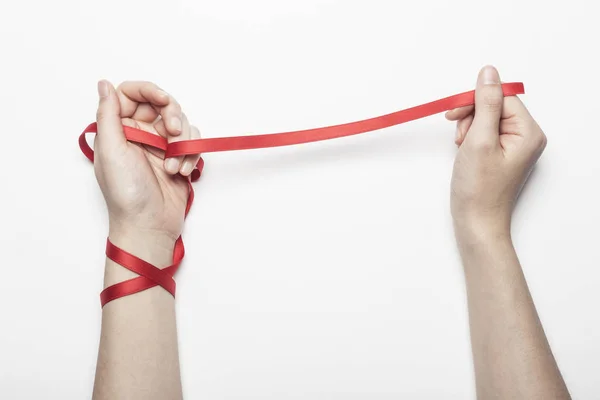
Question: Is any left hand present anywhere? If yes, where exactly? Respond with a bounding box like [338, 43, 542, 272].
[94, 81, 202, 244]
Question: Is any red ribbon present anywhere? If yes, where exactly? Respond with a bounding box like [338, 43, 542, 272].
[80, 82, 525, 306]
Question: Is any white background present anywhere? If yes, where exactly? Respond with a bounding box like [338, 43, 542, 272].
[0, 0, 598, 398]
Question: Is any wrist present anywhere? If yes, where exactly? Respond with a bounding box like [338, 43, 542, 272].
[108, 224, 176, 265]
[453, 214, 512, 248]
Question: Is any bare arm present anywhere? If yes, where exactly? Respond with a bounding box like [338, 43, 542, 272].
[93, 233, 183, 400]
[456, 228, 569, 399]
[447, 66, 570, 399]
[90, 80, 201, 399]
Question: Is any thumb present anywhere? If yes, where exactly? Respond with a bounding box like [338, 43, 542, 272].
[469, 66, 503, 146]
[96, 80, 126, 151]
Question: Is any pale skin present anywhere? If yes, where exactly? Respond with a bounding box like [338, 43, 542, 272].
[446, 66, 570, 399]
[91, 66, 570, 399]
[92, 80, 201, 400]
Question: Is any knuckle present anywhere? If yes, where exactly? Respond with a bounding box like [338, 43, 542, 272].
[166, 97, 182, 114]
[534, 130, 548, 150]
[526, 122, 547, 150]
[541, 132, 548, 148]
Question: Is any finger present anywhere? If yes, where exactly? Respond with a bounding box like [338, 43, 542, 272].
[131, 103, 160, 123]
[117, 81, 183, 135]
[153, 118, 168, 139]
[96, 80, 126, 152]
[455, 114, 474, 146]
[180, 125, 202, 176]
[468, 65, 504, 146]
[501, 95, 546, 149]
[164, 113, 190, 174]
[445, 105, 474, 121]
[117, 81, 169, 117]
[502, 95, 531, 121]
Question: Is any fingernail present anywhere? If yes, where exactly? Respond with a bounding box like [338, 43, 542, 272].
[166, 158, 179, 173]
[157, 90, 169, 98]
[180, 160, 193, 176]
[482, 66, 499, 85]
[170, 117, 182, 132]
[97, 81, 109, 98]
[455, 127, 460, 142]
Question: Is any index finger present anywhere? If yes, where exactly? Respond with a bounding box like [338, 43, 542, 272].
[117, 81, 183, 136]
[502, 95, 531, 121]
[445, 105, 474, 121]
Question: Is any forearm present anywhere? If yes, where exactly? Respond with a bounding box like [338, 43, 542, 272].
[456, 223, 569, 400]
[93, 230, 183, 400]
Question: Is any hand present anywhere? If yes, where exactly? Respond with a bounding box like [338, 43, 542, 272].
[446, 66, 547, 238]
[93, 81, 202, 246]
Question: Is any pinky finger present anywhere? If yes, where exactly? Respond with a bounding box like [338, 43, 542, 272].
[180, 125, 202, 176]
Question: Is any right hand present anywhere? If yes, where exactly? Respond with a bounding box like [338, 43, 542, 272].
[446, 66, 547, 237]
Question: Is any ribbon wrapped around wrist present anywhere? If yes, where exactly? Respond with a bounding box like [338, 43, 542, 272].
[79, 82, 525, 307]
